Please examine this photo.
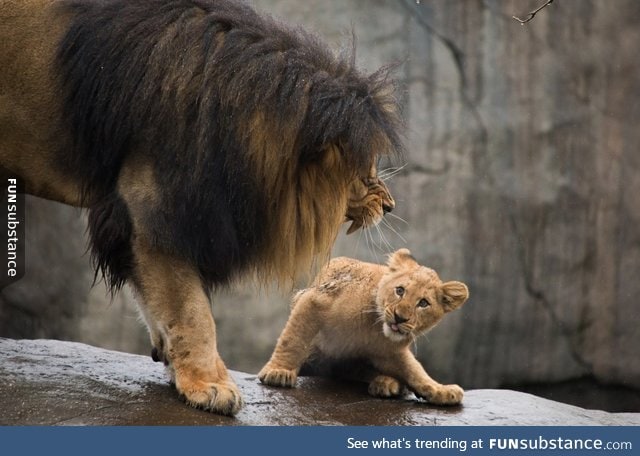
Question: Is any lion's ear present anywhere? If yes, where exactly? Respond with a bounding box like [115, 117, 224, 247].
[387, 248, 418, 272]
[440, 281, 469, 312]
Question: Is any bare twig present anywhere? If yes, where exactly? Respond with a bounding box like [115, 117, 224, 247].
[512, 0, 554, 24]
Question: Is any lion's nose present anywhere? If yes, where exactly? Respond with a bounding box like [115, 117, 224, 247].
[383, 202, 394, 214]
[393, 311, 408, 324]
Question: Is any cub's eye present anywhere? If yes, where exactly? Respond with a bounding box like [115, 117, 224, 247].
[417, 298, 430, 308]
[395, 286, 405, 297]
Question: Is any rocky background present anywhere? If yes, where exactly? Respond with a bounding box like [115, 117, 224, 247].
[2, 0, 639, 411]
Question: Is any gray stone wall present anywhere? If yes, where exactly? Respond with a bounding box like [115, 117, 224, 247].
[0, 197, 148, 354]
[1, 1, 639, 396]
[253, 0, 640, 391]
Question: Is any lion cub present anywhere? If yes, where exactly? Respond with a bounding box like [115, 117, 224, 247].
[259, 248, 469, 405]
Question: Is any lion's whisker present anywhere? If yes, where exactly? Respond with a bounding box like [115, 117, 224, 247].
[379, 171, 405, 182]
[366, 227, 377, 259]
[386, 212, 409, 226]
[381, 217, 407, 243]
[375, 223, 394, 252]
[368, 223, 389, 256]
[378, 164, 407, 180]
[369, 225, 383, 261]
[353, 224, 365, 255]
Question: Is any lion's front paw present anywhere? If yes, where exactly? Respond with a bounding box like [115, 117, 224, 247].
[414, 383, 464, 405]
[178, 378, 244, 416]
[258, 364, 298, 387]
[368, 375, 405, 398]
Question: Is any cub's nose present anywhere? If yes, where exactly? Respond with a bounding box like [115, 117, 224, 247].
[393, 311, 408, 324]
[383, 202, 394, 214]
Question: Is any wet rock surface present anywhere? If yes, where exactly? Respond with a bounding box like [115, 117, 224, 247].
[1, 338, 638, 426]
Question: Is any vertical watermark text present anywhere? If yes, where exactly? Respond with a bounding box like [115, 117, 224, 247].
[2, 167, 25, 289]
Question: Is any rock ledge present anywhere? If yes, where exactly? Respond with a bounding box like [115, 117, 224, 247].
[1, 338, 638, 426]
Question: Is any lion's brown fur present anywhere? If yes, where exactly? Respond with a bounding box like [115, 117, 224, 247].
[0, 0, 403, 414]
[56, 0, 402, 289]
[0, 0, 79, 204]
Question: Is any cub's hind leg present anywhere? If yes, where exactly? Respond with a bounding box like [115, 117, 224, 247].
[259, 289, 326, 387]
[132, 237, 242, 415]
[368, 375, 406, 398]
[374, 351, 463, 405]
[331, 361, 406, 398]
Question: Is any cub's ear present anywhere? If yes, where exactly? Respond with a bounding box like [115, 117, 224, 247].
[387, 248, 418, 272]
[440, 281, 469, 312]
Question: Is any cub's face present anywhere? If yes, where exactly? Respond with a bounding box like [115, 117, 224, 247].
[345, 164, 395, 234]
[376, 249, 469, 342]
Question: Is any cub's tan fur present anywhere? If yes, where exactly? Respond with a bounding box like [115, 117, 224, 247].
[259, 249, 469, 405]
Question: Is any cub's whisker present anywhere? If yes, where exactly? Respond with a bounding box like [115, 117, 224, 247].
[361, 308, 380, 314]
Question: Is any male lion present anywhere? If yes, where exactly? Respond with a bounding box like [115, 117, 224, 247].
[260, 249, 469, 405]
[0, 0, 402, 415]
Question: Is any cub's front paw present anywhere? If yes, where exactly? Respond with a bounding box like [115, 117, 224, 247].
[414, 383, 464, 405]
[258, 364, 297, 387]
[368, 375, 405, 398]
[177, 377, 244, 416]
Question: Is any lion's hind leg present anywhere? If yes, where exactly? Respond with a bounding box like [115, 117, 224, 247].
[132, 237, 243, 415]
[258, 289, 325, 388]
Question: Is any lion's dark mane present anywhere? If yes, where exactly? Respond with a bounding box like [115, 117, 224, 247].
[57, 0, 402, 290]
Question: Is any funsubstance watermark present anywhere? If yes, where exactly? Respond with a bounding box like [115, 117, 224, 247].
[2, 168, 24, 289]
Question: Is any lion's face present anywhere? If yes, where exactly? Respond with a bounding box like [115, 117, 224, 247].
[375, 249, 469, 342]
[345, 164, 395, 235]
